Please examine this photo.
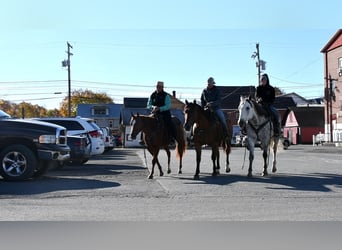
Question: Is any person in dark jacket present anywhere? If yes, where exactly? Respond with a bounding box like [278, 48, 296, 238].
[256, 73, 281, 136]
[147, 81, 177, 142]
[200, 77, 229, 140]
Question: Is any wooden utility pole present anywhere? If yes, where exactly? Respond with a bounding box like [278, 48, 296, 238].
[256, 43, 261, 83]
[66, 42, 73, 117]
[252, 43, 265, 84]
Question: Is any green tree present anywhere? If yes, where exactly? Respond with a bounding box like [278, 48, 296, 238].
[59, 89, 114, 117]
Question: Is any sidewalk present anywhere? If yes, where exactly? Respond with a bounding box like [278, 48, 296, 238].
[305, 143, 342, 154]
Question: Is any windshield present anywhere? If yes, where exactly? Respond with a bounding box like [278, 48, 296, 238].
[0, 110, 11, 119]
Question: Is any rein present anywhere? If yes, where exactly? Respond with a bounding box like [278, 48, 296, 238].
[248, 118, 271, 140]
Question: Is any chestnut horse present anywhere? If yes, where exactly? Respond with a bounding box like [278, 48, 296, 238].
[183, 100, 232, 180]
[237, 96, 281, 177]
[130, 113, 186, 179]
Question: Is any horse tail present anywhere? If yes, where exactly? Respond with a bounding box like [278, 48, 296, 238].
[269, 136, 282, 153]
[173, 118, 186, 159]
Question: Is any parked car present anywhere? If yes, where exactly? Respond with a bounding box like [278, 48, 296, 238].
[34, 117, 105, 156]
[281, 137, 290, 149]
[101, 127, 115, 152]
[113, 134, 123, 147]
[0, 110, 70, 181]
[66, 135, 91, 165]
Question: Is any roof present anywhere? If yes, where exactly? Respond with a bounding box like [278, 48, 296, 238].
[321, 29, 342, 52]
[120, 107, 150, 125]
[273, 96, 296, 109]
[217, 86, 256, 110]
[123, 97, 148, 108]
[289, 106, 324, 127]
[279, 92, 309, 106]
[217, 86, 296, 110]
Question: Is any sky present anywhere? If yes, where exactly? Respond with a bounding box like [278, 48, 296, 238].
[0, 0, 341, 109]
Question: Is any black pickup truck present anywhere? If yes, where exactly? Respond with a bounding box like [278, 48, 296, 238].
[0, 110, 70, 181]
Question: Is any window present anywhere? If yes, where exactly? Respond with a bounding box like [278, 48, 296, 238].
[339, 58, 342, 77]
[92, 107, 108, 115]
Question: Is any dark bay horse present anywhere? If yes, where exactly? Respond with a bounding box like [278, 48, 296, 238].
[130, 113, 186, 179]
[183, 100, 232, 180]
[237, 96, 281, 177]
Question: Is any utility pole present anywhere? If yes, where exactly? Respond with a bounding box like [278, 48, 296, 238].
[251, 43, 266, 84]
[62, 42, 73, 117]
[327, 75, 337, 142]
[256, 43, 261, 83]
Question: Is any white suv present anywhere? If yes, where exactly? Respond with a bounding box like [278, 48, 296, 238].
[34, 117, 105, 156]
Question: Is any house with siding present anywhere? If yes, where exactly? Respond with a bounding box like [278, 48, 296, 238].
[321, 29, 342, 142]
[283, 106, 324, 144]
[77, 103, 123, 133]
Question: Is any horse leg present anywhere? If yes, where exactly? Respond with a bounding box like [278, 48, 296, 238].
[148, 150, 163, 179]
[194, 146, 202, 180]
[216, 148, 220, 171]
[165, 147, 171, 174]
[225, 148, 231, 173]
[261, 148, 269, 176]
[148, 156, 156, 179]
[247, 147, 255, 177]
[272, 137, 279, 173]
[156, 158, 164, 177]
[211, 146, 219, 176]
[178, 154, 183, 174]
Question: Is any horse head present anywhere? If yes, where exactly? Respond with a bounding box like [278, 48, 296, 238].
[183, 100, 201, 131]
[237, 96, 255, 129]
[130, 113, 141, 140]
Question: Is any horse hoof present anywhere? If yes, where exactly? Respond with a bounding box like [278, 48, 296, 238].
[193, 175, 199, 180]
[261, 171, 268, 177]
[148, 175, 153, 179]
[225, 167, 231, 173]
[167, 169, 171, 174]
[212, 171, 219, 177]
[178, 170, 182, 174]
[160, 172, 164, 177]
[272, 167, 277, 173]
[247, 172, 253, 178]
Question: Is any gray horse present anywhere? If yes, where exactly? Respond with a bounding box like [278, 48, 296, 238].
[237, 96, 281, 177]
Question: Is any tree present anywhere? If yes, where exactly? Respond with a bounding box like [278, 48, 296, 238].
[0, 100, 50, 118]
[275, 87, 285, 96]
[59, 89, 114, 117]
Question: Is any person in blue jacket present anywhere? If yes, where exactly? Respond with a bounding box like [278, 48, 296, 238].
[147, 81, 177, 142]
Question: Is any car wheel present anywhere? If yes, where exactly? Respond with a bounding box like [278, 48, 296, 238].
[283, 140, 290, 149]
[0, 145, 37, 181]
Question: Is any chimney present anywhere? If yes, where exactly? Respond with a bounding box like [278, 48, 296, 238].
[172, 90, 176, 98]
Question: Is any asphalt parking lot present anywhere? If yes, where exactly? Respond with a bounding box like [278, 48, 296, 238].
[0, 144, 342, 221]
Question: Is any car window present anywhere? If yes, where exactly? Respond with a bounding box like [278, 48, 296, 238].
[0, 110, 11, 118]
[87, 121, 101, 130]
[40, 120, 85, 130]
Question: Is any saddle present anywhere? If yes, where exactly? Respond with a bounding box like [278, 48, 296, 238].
[152, 113, 176, 142]
[256, 101, 280, 136]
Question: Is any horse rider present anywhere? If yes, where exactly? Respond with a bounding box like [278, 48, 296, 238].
[200, 77, 229, 141]
[147, 81, 177, 142]
[256, 73, 281, 136]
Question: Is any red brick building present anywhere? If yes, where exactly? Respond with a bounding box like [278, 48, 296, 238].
[321, 29, 342, 142]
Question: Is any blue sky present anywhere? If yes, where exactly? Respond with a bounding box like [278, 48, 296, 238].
[0, 0, 340, 109]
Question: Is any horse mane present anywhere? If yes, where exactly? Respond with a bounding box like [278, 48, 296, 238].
[248, 99, 269, 117]
[189, 101, 215, 122]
